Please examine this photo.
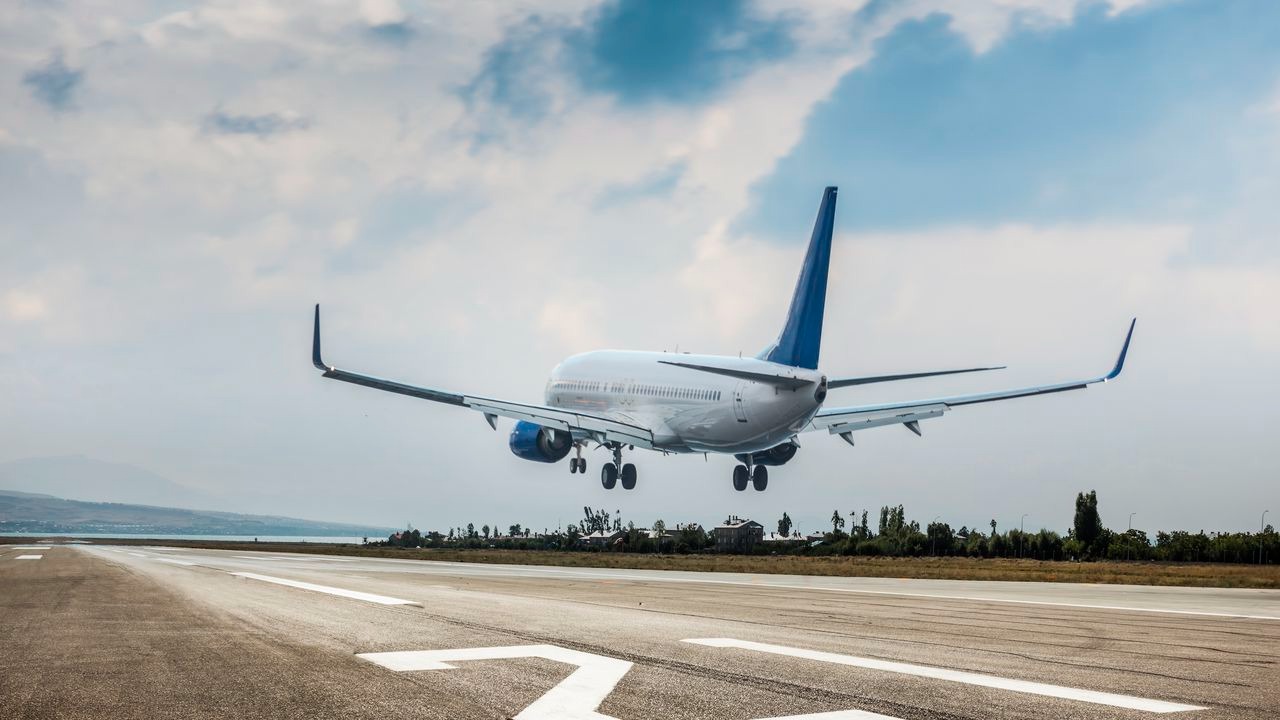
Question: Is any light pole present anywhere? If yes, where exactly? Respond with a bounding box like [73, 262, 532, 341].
[1127, 512, 1137, 562]
[1262, 510, 1270, 565]
[931, 515, 941, 557]
[1020, 513, 1028, 559]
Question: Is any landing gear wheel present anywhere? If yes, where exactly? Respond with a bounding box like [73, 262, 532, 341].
[577, 459, 587, 474]
[569, 458, 580, 474]
[601, 462, 618, 489]
[752, 465, 768, 492]
[732, 465, 749, 491]
[620, 463, 637, 490]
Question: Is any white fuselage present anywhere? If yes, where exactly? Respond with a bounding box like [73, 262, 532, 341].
[546, 350, 826, 454]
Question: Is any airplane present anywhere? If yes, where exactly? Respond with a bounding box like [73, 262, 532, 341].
[312, 186, 1135, 492]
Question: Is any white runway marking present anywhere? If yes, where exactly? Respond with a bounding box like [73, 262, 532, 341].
[359, 644, 632, 720]
[425, 563, 1279, 621]
[15, 554, 42, 560]
[127, 552, 148, 557]
[360, 644, 907, 720]
[156, 558, 196, 566]
[10, 546, 51, 550]
[752, 707, 906, 712]
[231, 572, 420, 606]
[684, 638, 1205, 713]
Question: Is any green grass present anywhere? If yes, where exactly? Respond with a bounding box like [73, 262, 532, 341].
[17, 538, 1280, 589]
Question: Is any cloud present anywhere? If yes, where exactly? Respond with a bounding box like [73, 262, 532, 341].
[202, 110, 311, 136]
[22, 54, 83, 111]
[0, 0, 1275, 535]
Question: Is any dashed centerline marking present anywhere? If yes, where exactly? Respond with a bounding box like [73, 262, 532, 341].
[15, 555, 43, 560]
[156, 558, 197, 566]
[683, 638, 1205, 714]
[231, 572, 420, 606]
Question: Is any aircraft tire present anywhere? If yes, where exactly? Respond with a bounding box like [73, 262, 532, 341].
[569, 458, 579, 473]
[620, 463, 637, 490]
[732, 465, 749, 491]
[752, 465, 768, 491]
[601, 462, 618, 489]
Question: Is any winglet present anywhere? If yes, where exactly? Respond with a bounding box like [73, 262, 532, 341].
[1105, 318, 1136, 381]
[312, 304, 330, 371]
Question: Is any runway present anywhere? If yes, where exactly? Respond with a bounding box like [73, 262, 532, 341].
[2, 543, 1277, 719]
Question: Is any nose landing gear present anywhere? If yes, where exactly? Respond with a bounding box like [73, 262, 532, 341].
[600, 443, 637, 490]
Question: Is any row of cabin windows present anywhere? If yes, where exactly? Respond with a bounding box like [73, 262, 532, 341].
[553, 380, 721, 402]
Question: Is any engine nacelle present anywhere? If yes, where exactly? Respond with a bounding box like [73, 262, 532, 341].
[508, 420, 573, 463]
[736, 440, 799, 467]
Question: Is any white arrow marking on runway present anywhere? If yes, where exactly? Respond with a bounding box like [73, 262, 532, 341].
[684, 638, 1205, 713]
[359, 645, 631, 720]
[359, 644, 910, 720]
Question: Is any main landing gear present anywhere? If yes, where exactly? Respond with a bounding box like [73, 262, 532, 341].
[732, 456, 768, 492]
[568, 444, 587, 475]
[600, 443, 637, 490]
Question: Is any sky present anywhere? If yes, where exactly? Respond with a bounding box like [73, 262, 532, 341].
[2, 0, 1278, 537]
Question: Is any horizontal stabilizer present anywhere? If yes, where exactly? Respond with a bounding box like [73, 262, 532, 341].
[657, 360, 814, 390]
[828, 365, 1005, 389]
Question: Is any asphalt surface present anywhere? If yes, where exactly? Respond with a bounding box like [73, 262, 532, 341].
[1, 543, 1277, 719]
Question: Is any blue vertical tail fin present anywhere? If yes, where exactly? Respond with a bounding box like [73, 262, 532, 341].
[762, 186, 837, 370]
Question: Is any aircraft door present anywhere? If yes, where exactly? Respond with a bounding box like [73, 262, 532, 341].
[733, 382, 748, 422]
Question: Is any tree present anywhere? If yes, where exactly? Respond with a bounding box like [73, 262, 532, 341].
[509, 524, 523, 538]
[466, 522, 476, 539]
[1073, 490, 1102, 551]
[482, 524, 490, 539]
[990, 519, 997, 538]
[777, 512, 793, 538]
[830, 509, 846, 535]
[582, 507, 611, 534]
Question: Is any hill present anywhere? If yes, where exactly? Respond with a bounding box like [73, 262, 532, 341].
[0, 490, 393, 537]
[0, 455, 218, 509]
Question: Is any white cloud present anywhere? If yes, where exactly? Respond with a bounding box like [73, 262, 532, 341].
[0, 0, 1274, 534]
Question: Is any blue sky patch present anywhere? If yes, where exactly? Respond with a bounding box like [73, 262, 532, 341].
[740, 1, 1280, 240]
[567, 0, 794, 105]
[23, 54, 83, 111]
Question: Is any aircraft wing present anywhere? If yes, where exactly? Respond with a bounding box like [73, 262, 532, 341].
[311, 306, 656, 449]
[809, 319, 1135, 444]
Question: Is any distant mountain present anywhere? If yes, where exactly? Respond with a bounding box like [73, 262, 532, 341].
[0, 490, 394, 537]
[0, 455, 219, 510]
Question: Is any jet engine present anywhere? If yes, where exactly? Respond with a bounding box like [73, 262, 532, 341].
[736, 440, 799, 467]
[508, 420, 573, 463]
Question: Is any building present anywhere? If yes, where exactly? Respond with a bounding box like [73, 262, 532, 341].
[579, 529, 625, 549]
[713, 515, 765, 552]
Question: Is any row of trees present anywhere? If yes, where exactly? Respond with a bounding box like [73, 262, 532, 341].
[383, 507, 714, 553]
[795, 491, 1277, 562]
[380, 493, 1278, 563]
